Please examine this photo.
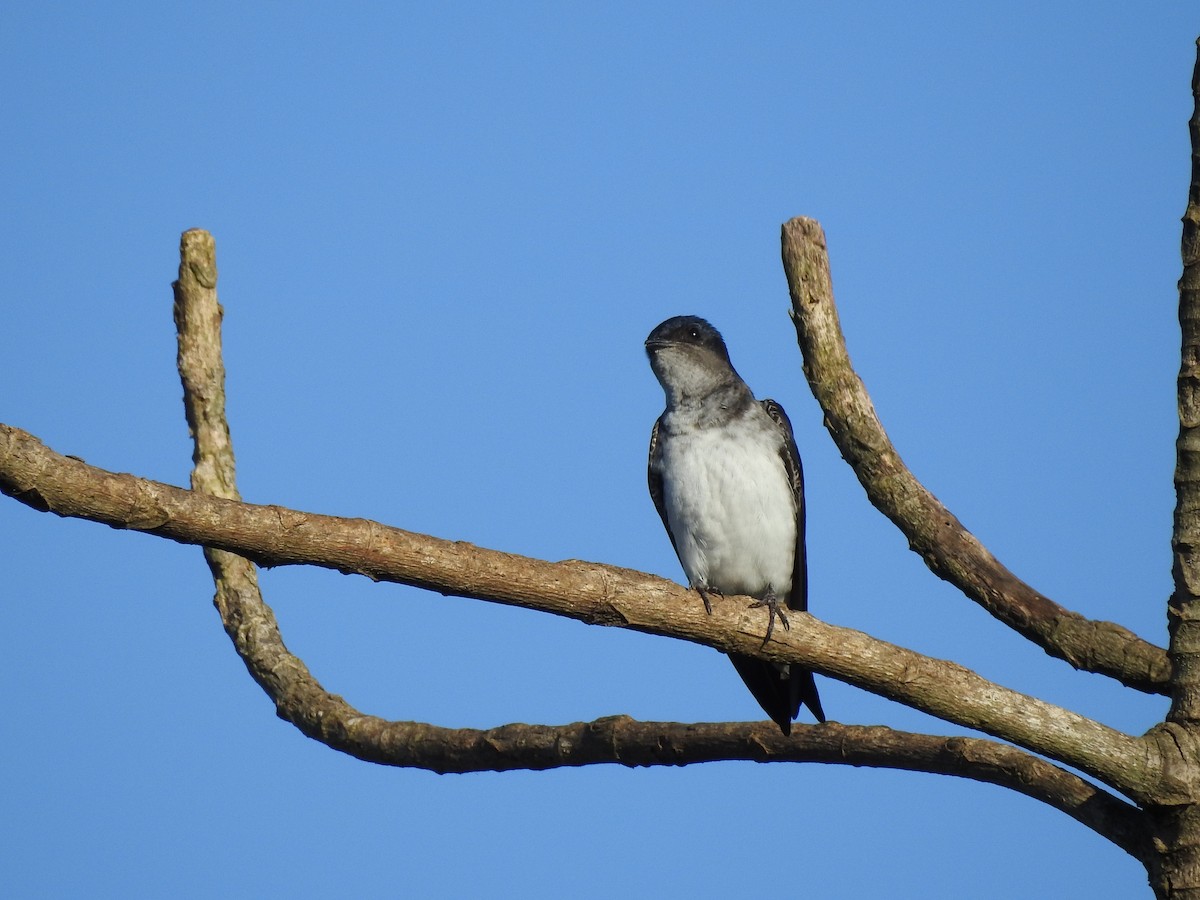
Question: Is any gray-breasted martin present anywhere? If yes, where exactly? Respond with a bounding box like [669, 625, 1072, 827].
[646, 315, 824, 734]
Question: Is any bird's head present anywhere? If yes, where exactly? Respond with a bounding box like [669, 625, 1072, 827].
[645, 315, 738, 404]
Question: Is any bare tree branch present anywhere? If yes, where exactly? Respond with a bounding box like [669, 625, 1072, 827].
[780, 217, 1169, 696]
[173, 229, 240, 501]
[0, 420, 1157, 801]
[158, 228, 1156, 854]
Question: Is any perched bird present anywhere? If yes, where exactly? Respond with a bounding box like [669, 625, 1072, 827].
[645, 315, 824, 734]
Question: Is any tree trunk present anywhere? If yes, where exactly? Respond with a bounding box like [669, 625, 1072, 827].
[1146, 35, 1200, 900]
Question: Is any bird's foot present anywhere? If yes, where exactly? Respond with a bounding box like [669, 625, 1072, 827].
[750, 587, 790, 648]
[695, 585, 722, 616]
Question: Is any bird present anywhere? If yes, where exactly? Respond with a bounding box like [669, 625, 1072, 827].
[645, 314, 824, 734]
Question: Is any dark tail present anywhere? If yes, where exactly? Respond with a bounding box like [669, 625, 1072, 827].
[795, 667, 825, 725]
[727, 654, 825, 736]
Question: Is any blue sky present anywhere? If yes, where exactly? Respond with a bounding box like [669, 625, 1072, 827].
[1, 4, 1196, 897]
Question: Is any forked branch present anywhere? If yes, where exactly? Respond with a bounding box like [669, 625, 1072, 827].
[165, 227, 1156, 851]
[0, 226, 1162, 857]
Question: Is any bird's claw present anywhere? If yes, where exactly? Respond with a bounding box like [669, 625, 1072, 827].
[750, 587, 790, 648]
[695, 585, 722, 616]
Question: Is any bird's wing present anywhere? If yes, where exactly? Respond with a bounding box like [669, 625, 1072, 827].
[760, 399, 807, 613]
[756, 400, 825, 723]
[647, 416, 682, 560]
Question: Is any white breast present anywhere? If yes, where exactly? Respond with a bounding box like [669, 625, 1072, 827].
[660, 416, 796, 599]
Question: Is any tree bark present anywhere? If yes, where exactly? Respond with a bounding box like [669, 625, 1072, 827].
[1148, 35, 1200, 900]
[1171, 37, 1200, 727]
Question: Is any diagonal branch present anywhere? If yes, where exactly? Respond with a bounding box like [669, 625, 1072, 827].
[0, 421, 1157, 800]
[781, 217, 1169, 696]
